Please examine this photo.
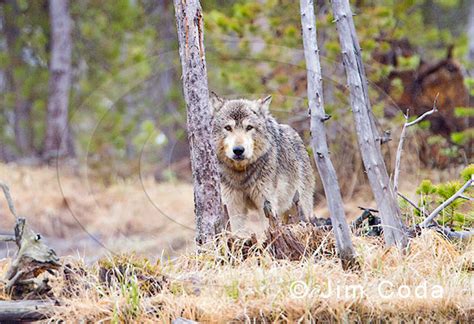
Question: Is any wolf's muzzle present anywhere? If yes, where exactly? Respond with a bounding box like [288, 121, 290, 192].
[232, 146, 245, 160]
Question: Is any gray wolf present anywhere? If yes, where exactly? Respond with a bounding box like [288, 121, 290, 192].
[210, 92, 315, 232]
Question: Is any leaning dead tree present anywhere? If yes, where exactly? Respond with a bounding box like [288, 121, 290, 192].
[330, 0, 408, 248]
[299, 0, 356, 268]
[174, 0, 225, 243]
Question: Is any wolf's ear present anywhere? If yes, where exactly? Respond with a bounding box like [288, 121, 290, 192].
[257, 95, 272, 115]
[209, 91, 225, 115]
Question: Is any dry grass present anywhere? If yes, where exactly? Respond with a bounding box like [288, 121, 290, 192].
[0, 163, 472, 321]
[0, 163, 196, 259]
[43, 231, 473, 322]
[0, 163, 369, 260]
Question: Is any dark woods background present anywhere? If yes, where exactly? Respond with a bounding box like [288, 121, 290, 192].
[0, 0, 472, 190]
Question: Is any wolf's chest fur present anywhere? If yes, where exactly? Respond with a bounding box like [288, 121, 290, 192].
[219, 151, 271, 189]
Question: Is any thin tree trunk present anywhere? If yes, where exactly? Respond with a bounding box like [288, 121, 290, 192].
[299, 0, 356, 267]
[330, 0, 408, 249]
[173, 0, 225, 243]
[44, 0, 74, 160]
[13, 101, 32, 155]
[3, 0, 33, 157]
[155, 0, 189, 170]
[468, 0, 474, 76]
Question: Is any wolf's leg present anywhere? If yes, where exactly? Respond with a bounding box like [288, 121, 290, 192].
[300, 191, 314, 222]
[253, 190, 279, 227]
[222, 190, 248, 235]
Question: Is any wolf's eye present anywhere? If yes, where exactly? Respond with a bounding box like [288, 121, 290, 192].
[224, 125, 232, 131]
[246, 125, 254, 131]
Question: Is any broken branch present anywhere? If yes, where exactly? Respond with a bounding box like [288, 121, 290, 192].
[393, 95, 438, 193]
[0, 182, 17, 218]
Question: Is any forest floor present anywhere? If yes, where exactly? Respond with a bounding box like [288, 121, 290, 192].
[0, 163, 472, 321]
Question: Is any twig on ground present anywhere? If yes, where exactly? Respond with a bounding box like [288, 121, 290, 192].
[438, 227, 474, 240]
[393, 95, 438, 193]
[0, 234, 16, 242]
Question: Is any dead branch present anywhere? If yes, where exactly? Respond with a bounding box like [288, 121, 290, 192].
[439, 227, 474, 240]
[420, 177, 473, 228]
[5, 218, 61, 299]
[398, 192, 473, 240]
[393, 95, 438, 193]
[397, 192, 421, 212]
[0, 181, 17, 218]
[263, 200, 306, 261]
[0, 234, 16, 242]
[1, 182, 61, 300]
[0, 300, 55, 321]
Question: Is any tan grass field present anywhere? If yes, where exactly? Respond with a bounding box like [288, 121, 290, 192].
[0, 163, 472, 322]
[31, 232, 474, 322]
[0, 162, 379, 260]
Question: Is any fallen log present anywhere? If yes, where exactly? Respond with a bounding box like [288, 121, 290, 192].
[0, 300, 55, 321]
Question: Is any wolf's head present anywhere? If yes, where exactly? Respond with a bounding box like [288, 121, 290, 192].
[210, 92, 272, 171]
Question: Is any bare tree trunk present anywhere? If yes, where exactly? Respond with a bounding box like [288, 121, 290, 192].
[330, 0, 408, 249]
[13, 101, 32, 155]
[154, 0, 189, 174]
[3, 0, 33, 157]
[299, 0, 356, 267]
[44, 0, 74, 160]
[173, 0, 225, 243]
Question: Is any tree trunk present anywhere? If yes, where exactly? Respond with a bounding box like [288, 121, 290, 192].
[3, 0, 34, 157]
[330, 0, 408, 249]
[173, 0, 225, 243]
[13, 100, 32, 155]
[299, 0, 356, 267]
[154, 0, 189, 176]
[44, 0, 74, 160]
[468, 0, 474, 76]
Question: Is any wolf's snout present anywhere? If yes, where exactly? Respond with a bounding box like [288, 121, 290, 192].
[233, 146, 245, 158]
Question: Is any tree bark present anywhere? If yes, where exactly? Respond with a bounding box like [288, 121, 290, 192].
[299, 0, 356, 267]
[173, 0, 225, 243]
[330, 0, 408, 249]
[44, 0, 74, 160]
